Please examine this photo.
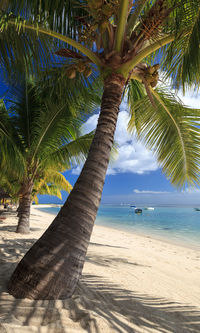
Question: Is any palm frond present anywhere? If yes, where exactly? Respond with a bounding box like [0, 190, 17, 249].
[3, 0, 87, 37]
[41, 131, 94, 170]
[127, 79, 146, 115]
[128, 84, 200, 187]
[0, 0, 101, 77]
[32, 170, 73, 202]
[0, 22, 55, 80]
[42, 171, 72, 193]
[32, 194, 39, 204]
[0, 170, 20, 198]
[40, 185, 62, 200]
[0, 99, 26, 175]
[162, 0, 200, 90]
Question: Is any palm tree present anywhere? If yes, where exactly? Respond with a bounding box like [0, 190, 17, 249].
[0, 166, 72, 213]
[17, 169, 73, 232]
[0, 75, 96, 234]
[1, 0, 200, 299]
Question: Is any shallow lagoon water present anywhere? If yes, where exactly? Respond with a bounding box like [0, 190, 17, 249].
[37, 205, 200, 250]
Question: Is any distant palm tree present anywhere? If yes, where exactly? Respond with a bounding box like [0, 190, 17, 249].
[0, 166, 71, 212]
[16, 168, 73, 231]
[0, 75, 96, 233]
[1, 0, 200, 299]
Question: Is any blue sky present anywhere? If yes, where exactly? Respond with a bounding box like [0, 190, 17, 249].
[38, 89, 200, 206]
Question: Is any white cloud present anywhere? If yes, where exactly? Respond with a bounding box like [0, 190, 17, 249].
[82, 114, 98, 133]
[133, 189, 171, 194]
[160, 73, 200, 109]
[177, 91, 200, 109]
[72, 165, 82, 175]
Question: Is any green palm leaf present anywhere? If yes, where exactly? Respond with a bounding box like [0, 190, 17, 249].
[128, 83, 200, 187]
[41, 171, 72, 193]
[0, 99, 25, 175]
[32, 170, 73, 203]
[162, 1, 200, 90]
[41, 131, 94, 170]
[2, 0, 86, 37]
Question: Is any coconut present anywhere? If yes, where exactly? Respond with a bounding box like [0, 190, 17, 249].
[152, 64, 160, 71]
[77, 62, 86, 73]
[66, 67, 76, 79]
[146, 66, 155, 74]
[144, 73, 155, 84]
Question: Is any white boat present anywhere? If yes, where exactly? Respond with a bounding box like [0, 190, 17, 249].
[144, 207, 154, 210]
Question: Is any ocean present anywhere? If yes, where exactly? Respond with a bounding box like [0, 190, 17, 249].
[37, 205, 200, 250]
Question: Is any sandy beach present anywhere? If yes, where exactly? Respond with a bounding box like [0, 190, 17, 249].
[0, 205, 200, 332]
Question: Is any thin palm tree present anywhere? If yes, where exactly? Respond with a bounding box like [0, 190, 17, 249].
[16, 169, 73, 232]
[1, 0, 200, 299]
[0, 75, 96, 233]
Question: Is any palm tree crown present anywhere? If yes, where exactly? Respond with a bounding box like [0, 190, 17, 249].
[0, 74, 96, 232]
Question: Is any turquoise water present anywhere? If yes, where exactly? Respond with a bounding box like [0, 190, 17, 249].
[37, 205, 200, 250]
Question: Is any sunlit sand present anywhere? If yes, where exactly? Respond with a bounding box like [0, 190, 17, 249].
[0, 205, 200, 332]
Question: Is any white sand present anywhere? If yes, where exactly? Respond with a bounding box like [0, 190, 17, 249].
[0, 205, 200, 332]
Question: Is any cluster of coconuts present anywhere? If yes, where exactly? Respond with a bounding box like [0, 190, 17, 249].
[144, 64, 159, 88]
[78, 23, 98, 46]
[66, 61, 92, 79]
[78, 19, 111, 49]
[141, 0, 167, 39]
[79, 1, 119, 47]
[87, 0, 119, 18]
[147, 0, 166, 17]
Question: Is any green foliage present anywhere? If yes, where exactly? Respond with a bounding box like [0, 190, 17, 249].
[128, 84, 200, 187]
[0, 0, 200, 85]
[0, 73, 99, 200]
[162, 0, 200, 90]
[32, 170, 73, 203]
[0, 169, 20, 200]
[0, 99, 25, 177]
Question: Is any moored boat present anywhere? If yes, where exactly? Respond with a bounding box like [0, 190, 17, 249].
[135, 208, 142, 214]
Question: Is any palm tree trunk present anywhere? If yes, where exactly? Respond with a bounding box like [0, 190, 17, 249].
[17, 198, 22, 217]
[16, 182, 33, 234]
[7, 73, 125, 300]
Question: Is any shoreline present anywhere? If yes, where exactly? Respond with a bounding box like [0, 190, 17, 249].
[96, 219, 200, 251]
[36, 204, 200, 251]
[0, 205, 200, 332]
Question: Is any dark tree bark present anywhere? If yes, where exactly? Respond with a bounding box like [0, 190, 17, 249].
[8, 74, 125, 300]
[16, 182, 33, 234]
[17, 198, 22, 217]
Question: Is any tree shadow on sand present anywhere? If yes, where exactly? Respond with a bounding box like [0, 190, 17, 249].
[0, 237, 200, 332]
[75, 274, 200, 332]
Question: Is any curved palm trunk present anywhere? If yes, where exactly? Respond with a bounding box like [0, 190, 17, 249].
[8, 74, 125, 300]
[16, 182, 33, 234]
